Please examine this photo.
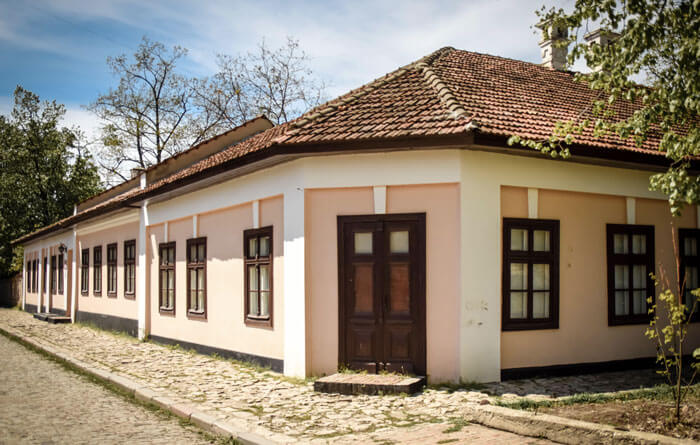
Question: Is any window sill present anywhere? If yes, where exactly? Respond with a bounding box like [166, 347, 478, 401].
[245, 316, 272, 328]
[124, 293, 135, 300]
[608, 316, 651, 326]
[81, 291, 88, 297]
[159, 307, 176, 316]
[187, 310, 207, 321]
[107, 292, 117, 298]
[502, 320, 558, 331]
[93, 291, 101, 297]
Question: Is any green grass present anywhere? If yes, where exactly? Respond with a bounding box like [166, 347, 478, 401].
[495, 384, 700, 411]
[428, 379, 486, 393]
[442, 418, 470, 433]
[74, 321, 139, 342]
[437, 439, 459, 444]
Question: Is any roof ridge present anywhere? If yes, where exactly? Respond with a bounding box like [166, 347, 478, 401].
[278, 47, 458, 140]
[413, 50, 471, 121]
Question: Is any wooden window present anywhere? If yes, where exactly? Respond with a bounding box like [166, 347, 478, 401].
[244, 227, 273, 326]
[32, 260, 37, 293]
[50, 255, 57, 294]
[679, 229, 700, 322]
[606, 224, 655, 325]
[26, 261, 31, 292]
[124, 240, 136, 298]
[58, 254, 64, 294]
[107, 243, 117, 296]
[159, 242, 176, 315]
[80, 249, 89, 295]
[502, 218, 559, 331]
[186, 238, 206, 318]
[43, 257, 48, 295]
[93, 246, 102, 295]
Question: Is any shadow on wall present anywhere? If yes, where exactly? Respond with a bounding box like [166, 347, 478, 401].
[0, 274, 21, 308]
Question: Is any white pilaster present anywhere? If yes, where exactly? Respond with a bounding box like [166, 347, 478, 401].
[528, 188, 539, 219]
[45, 249, 50, 313]
[283, 188, 306, 377]
[21, 251, 26, 310]
[71, 230, 78, 322]
[626, 197, 636, 225]
[137, 202, 149, 340]
[373, 186, 387, 214]
[164, 221, 169, 243]
[37, 250, 43, 313]
[253, 200, 260, 229]
[193, 214, 198, 238]
[63, 249, 68, 310]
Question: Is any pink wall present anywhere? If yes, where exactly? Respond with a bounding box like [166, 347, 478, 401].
[501, 187, 700, 369]
[23, 244, 69, 311]
[76, 222, 139, 320]
[148, 196, 284, 360]
[306, 184, 461, 382]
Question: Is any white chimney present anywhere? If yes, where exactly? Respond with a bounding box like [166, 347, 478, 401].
[583, 28, 620, 73]
[537, 19, 569, 70]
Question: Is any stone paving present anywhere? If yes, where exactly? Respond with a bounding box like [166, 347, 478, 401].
[0, 333, 218, 444]
[0, 309, 664, 444]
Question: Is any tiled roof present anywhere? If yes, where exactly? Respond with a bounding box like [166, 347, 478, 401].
[15, 47, 667, 244]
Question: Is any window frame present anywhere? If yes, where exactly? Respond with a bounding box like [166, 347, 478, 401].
[32, 259, 37, 293]
[80, 249, 89, 295]
[58, 254, 63, 294]
[50, 255, 57, 294]
[124, 239, 136, 299]
[26, 261, 31, 292]
[502, 218, 560, 331]
[678, 228, 700, 323]
[158, 242, 176, 315]
[93, 246, 102, 296]
[43, 256, 48, 295]
[107, 243, 117, 297]
[243, 226, 274, 327]
[186, 237, 207, 320]
[606, 224, 655, 326]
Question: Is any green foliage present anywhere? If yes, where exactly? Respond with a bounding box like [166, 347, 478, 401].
[514, 0, 700, 215]
[0, 87, 103, 278]
[645, 275, 698, 423]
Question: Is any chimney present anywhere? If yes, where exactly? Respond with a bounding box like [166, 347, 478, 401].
[583, 28, 620, 72]
[130, 167, 145, 179]
[537, 19, 569, 70]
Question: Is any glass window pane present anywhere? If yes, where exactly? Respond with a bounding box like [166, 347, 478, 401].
[632, 234, 646, 254]
[189, 244, 196, 262]
[260, 291, 270, 317]
[168, 247, 174, 264]
[390, 231, 409, 254]
[510, 229, 528, 251]
[632, 290, 647, 315]
[248, 237, 258, 258]
[533, 291, 550, 318]
[197, 291, 204, 312]
[533, 230, 550, 252]
[249, 291, 259, 315]
[614, 265, 629, 290]
[615, 290, 629, 315]
[248, 266, 258, 291]
[259, 236, 270, 256]
[354, 232, 373, 254]
[197, 269, 205, 293]
[614, 234, 628, 254]
[198, 244, 205, 262]
[510, 263, 528, 290]
[632, 265, 647, 288]
[167, 270, 174, 292]
[260, 265, 270, 291]
[685, 266, 698, 290]
[533, 264, 550, 291]
[510, 292, 527, 319]
[189, 269, 196, 291]
[684, 237, 697, 256]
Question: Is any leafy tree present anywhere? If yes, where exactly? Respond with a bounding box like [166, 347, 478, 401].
[0, 87, 102, 278]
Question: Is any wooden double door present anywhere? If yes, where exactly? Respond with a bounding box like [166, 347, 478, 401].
[338, 213, 426, 376]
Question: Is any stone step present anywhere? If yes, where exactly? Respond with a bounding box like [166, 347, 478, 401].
[32, 313, 71, 324]
[314, 373, 426, 395]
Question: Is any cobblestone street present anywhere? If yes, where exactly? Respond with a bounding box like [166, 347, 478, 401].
[0, 333, 218, 444]
[0, 309, 663, 443]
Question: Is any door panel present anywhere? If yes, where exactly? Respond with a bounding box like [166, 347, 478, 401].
[338, 214, 426, 376]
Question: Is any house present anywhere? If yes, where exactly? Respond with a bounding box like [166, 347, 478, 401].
[15, 33, 700, 383]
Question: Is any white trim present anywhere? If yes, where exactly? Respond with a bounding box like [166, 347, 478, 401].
[137, 203, 148, 340]
[139, 172, 147, 190]
[164, 221, 169, 243]
[283, 187, 306, 377]
[373, 186, 387, 214]
[63, 249, 68, 309]
[21, 251, 26, 310]
[527, 188, 539, 219]
[75, 210, 139, 237]
[252, 200, 260, 229]
[71, 230, 77, 322]
[193, 215, 198, 238]
[37, 250, 43, 314]
[626, 197, 636, 224]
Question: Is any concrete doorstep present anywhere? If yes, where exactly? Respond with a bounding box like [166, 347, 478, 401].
[0, 323, 692, 445]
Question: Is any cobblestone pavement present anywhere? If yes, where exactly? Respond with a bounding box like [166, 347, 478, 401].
[0, 333, 218, 445]
[0, 309, 661, 443]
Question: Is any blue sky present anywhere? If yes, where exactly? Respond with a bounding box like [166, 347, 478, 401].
[0, 0, 574, 136]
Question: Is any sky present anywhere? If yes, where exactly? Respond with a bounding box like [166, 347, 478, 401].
[0, 0, 577, 138]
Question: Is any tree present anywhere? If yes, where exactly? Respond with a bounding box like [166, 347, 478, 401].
[194, 37, 326, 127]
[0, 87, 102, 278]
[90, 37, 326, 184]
